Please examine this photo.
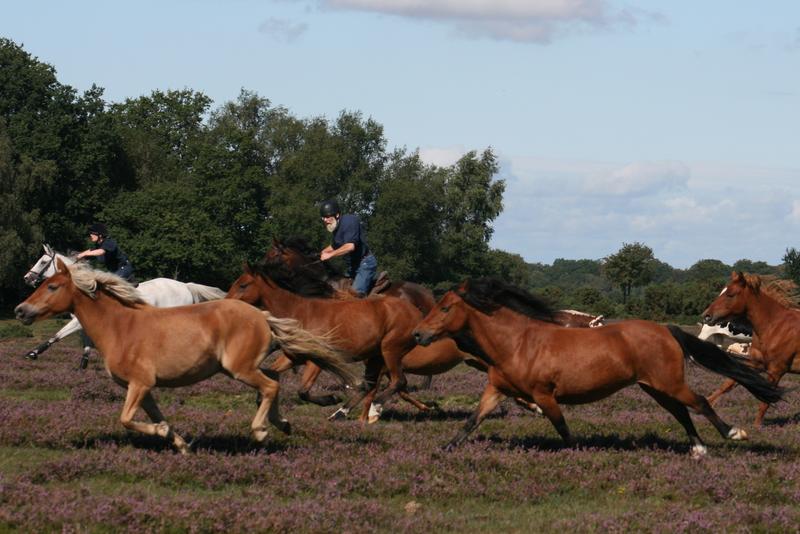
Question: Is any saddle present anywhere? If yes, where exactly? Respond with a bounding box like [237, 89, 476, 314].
[335, 271, 391, 296]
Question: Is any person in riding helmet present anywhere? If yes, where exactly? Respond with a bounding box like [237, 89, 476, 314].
[319, 199, 377, 297]
[76, 223, 136, 282]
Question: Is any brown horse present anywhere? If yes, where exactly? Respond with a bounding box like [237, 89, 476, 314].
[413, 278, 783, 457]
[260, 238, 603, 413]
[14, 260, 358, 454]
[226, 262, 476, 422]
[703, 272, 800, 426]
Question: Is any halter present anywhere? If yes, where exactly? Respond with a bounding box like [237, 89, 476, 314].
[24, 250, 56, 287]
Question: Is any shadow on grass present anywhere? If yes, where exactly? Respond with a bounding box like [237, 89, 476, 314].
[463, 431, 793, 456]
[71, 432, 290, 455]
[764, 412, 800, 427]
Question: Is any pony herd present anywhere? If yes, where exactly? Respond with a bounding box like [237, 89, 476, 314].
[13, 242, 798, 458]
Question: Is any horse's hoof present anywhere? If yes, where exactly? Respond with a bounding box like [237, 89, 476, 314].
[728, 428, 748, 441]
[367, 414, 380, 424]
[441, 442, 457, 452]
[24, 351, 38, 361]
[690, 444, 708, 459]
[279, 420, 292, 435]
[327, 408, 348, 421]
[253, 429, 269, 442]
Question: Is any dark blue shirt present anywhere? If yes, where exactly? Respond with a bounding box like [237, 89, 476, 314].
[332, 214, 371, 274]
[93, 237, 129, 272]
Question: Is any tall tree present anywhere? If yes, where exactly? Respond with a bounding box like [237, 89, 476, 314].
[783, 247, 800, 285]
[602, 242, 656, 303]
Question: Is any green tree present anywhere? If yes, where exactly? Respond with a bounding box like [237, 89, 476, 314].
[783, 247, 800, 285]
[602, 242, 656, 303]
[685, 259, 730, 282]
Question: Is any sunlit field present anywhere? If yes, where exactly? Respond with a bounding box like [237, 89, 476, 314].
[1, 319, 799, 532]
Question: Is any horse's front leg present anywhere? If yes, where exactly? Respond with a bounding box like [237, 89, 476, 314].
[444, 382, 506, 450]
[297, 362, 341, 406]
[121, 383, 189, 454]
[329, 356, 382, 421]
[368, 346, 409, 423]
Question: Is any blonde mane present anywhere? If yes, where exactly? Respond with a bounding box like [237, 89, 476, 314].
[68, 264, 146, 305]
[742, 273, 800, 309]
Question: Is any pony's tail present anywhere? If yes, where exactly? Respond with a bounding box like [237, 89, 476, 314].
[667, 325, 783, 404]
[262, 311, 359, 388]
[185, 283, 226, 302]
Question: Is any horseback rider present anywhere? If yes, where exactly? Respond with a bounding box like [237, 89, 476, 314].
[76, 223, 136, 283]
[319, 199, 377, 297]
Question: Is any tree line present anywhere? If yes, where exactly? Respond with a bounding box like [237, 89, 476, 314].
[1, 38, 798, 322]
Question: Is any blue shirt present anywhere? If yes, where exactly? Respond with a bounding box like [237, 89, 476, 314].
[93, 237, 129, 272]
[332, 214, 371, 274]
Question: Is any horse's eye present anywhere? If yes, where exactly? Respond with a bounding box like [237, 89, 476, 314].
[239, 283, 250, 289]
[441, 306, 450, 313]
[47, 284, 58, 291]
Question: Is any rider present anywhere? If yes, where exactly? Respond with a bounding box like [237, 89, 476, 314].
[76, 223, 136, 282]
[319, 199, 377, 297]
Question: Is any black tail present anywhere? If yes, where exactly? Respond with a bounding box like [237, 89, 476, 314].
[667, 325, 783, 405]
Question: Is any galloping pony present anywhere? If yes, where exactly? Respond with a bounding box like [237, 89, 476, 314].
[22, 244, 225, 367]
[226, 262, 446, 422]
[703, 272, 800, 426]
[15, 260, 357, 454]
[413, 278, 783, 457]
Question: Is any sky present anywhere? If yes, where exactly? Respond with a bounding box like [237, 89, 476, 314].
[3, 0, 799, 268]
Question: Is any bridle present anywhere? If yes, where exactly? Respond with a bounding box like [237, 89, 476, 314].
[24, 251, 56, 288]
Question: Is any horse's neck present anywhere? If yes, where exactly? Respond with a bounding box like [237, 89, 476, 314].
[746, 292, 792, 337]
[70, 289, 134, 354]
[258, 278, 315, 316]
[466, 307, 530, 364]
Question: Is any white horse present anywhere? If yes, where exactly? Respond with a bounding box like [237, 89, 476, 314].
[22, 244, 226, 366]
[697, 322, 752, 347]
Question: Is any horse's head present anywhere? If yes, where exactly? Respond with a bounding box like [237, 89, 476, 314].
[24, 244, 58, 287]
[413, 289, 470, 346]
[702, 271, 751, 326]
[225, 263, 264, 306]
[16, 258, 76, 324]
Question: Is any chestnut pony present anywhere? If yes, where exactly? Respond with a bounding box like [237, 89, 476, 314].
[703, 272, 800, 426]
[227, 261, 491, 422]
[14, 260, 357, 454]
[413, 278, 783, 458]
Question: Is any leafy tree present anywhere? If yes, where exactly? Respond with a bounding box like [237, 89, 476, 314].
[685, 259, 730, 282]
[485, 249, 532, 288]
[783, 248, 800, 285]
[602, 242, 656, 303]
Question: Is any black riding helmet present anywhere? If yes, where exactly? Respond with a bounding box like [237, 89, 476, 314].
[319, 199, 341, 218]
[87, 223, 108, 236]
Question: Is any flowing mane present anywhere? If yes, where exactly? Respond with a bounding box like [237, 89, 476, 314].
[741, 273, 800, 309]
[254, 260, 338, 298]
[69, 264, 146, 305]
[458, 277, 556, 322]
[268, 237, 345, 278]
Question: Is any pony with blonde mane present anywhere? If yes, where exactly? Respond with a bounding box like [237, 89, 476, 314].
[15, 260, 358, 453]
[703, 272, 800, 426]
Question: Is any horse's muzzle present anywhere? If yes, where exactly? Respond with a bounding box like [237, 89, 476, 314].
[413, 330, 434, 347]
[14, 303, 38, 325]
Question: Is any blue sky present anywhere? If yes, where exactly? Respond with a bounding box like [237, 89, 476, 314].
[3, 1, 799, 268]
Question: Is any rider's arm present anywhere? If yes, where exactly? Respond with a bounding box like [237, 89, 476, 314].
[76, 248, 105, 259]
[321, 243, 354, 261]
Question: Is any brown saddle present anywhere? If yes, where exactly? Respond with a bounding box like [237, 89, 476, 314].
[334, 271, 391, 296]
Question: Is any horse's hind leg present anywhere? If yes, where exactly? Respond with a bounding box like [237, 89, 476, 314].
[329, 356, 383, 421]
[444, 382, 506, 451]
[235, 368, 289, 440]
[120, 383, 190, 454]
[530, 390, 573, 446]
[297, 362, 341, 406]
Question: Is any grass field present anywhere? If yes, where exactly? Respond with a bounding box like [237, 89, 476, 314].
[1, 319, 798, 532]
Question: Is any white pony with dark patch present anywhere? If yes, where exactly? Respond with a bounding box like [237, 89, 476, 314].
[697, 287, 752, 348]
[22, 244, 226, 365]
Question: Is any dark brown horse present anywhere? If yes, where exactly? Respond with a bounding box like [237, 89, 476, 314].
[413, 278, 783, 457]
[703, 272, 800, 426]
[14, 260, 358, 453]
[226, 263, 480, 422]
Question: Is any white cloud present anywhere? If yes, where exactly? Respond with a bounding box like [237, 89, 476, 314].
[258, 18, 309, 42]
[418, 145, 466, 167]
[582, 161, 690, 196]
[316, 0, 663, 43]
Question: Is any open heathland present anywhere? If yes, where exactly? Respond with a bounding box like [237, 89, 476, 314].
[0, 319, 799, 532]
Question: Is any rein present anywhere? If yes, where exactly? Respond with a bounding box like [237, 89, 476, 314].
[24, 253, 55, 287]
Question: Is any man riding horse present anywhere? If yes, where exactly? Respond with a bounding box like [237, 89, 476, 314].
[319, 199, 377, 298]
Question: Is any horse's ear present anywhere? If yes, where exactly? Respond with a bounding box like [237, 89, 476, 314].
[457, 279, 470, 294]
[242, 261, 252, 275]
[732, 271, 744, 283]
[55, 257, 70, 276]
[44, 243, 53, 255]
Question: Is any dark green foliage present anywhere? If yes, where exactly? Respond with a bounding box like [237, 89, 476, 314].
[602, 242, 656, 303]
[783, 248, 800, 285]
[0, 322, 32, 338]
